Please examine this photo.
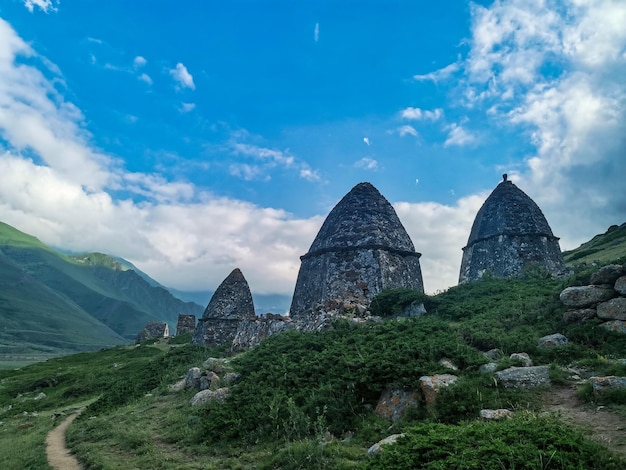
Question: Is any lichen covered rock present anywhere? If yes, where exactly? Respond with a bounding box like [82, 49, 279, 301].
[290, 182, 423, 318]
[559, 285, 615, 308]
[459, 177, 565, 284]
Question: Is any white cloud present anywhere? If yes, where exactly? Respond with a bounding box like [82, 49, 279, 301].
[444, 123, 477, 147]
[400, 107, 443, 121]
[363, 137, 370, 146]
[299, 167, 321, 182]
[354, 157, 378, 171]
[413, 61, 460, 82]
[397, 125, 418, 137]
[169, 62, 195, 90]
[133, 56, 147, 68]
[138, 73, 153, 85]
[314, 23, 320, 43]
[180, 102, 196, 113]
[23, 0, 58, 13]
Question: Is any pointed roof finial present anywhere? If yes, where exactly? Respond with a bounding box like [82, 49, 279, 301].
[503, 173, 508, 182]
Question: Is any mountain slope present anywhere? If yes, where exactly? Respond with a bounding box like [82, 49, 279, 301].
[0, 222, 203, 350]
[564, 222, 626, 265]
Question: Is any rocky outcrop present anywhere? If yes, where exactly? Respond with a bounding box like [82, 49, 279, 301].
[290, 182, 423, 319]
[538, 333, 569, 348]
[190, 387, 230, 406]
[175, 314, 196, 336]
[135, 321, 169, 343]
[192, 269, 256, 348]
[560, 264, 626, 333]
[494, 365, 551, 388]
[375, 388, 419, 422]
[459, 176, 565, 284]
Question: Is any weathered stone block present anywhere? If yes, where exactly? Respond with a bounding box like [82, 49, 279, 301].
[597, 297, 626, 321]
[510, 352, 533, 367]
[590, 264, 625, 286]
[559, 285, 615, 308]
[563, 308, 597, 323]
[614, 276, 626, 295]
[599, 320, 626, 334]
[479, 409, 513, 420]
[590, 376, 626, 398]
[419, 374, 458, 405]
[479, 362, 498, 374]
[375, 388, 419, 422]
[190, 387, 230, 406]
[538, 333, 569, 348]
[483, 348, 504, 361]
[175, 314, 196, 336]
[494, 366, 551, 388]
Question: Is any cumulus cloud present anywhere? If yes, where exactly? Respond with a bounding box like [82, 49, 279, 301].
[354, 157, 378, 170]
[169, 62, 195, 90]
[400, 107, 443, 121]
[138, 73, 153, 85]
[133, 56, 147, 68]
[397, 125, 418, 137]
[23, 0, 58, 13]
[180, 102, 196, 113]
[444, 123, 477, 147]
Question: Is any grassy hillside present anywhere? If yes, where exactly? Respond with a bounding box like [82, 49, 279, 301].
[564, 222, 626, 265]
[0, 222, 203, 359]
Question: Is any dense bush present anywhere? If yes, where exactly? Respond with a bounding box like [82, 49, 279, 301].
[366, 416, 625, 469]
[369, 288, 428, 317]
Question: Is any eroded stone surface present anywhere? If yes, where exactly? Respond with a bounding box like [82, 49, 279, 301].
[600, 320, 626, 334]
[590, 264, 625, 286]
[367, 434, 405, 457]
[419, 374, 458, 405]
[597, 297, 626, 321]
[480, 409, 514, 420]
[538, 333, 569, 348]
[175, 314, 196, 336]
[459, 178, 565, 284]
[375, 388, 419, 422]
[615, 276, 626, 295]
[494, 366, 551, 388]
[563, 308, 597, 323]
[190, 387, 230, 406]
[290, 182, 423, 319]
[560, 285, 615, 308]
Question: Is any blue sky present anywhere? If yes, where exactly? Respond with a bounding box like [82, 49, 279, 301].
[0, 0, 624, 298]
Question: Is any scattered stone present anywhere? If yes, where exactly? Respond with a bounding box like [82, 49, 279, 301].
[480, 409, 514, 420]
[199, 371, 220, 391]
[192, 268, 256, 348]
[590, 376, 626, 398]
[559, 286, 615, 308]
[538, 333, 569, 348]
[590, 264, 625, 286]
[438, 358, 458, 371]
[222, 372, 242, 386]
[509, 352, 533, 367]
[136, 321, 169, 343]
[614, 276, 626, 295]
[597, 297, 626, 321]
[563, 308, 597, 323]
[419, 374, 458, 405]
[459, 177, 565, 284]
[375, 388, 419, 422]
[400, 302, 427, 318]
[479, 362, 498, 374]
[184, 367, 202, 390]
[367, 433, 405, 457]
[33, 392, 46, 401]
[290, 182, 424, 318]
[175, 314, 196, 336]
[203, 357, 228, 374]
[599, 320, 626, 334]
[483, 349, 504, 361]
[494, 365, 551, 388]
[169, 379, 186, 392]
[190, 387, 230, 406]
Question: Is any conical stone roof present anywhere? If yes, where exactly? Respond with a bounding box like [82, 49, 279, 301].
[459, 177, 565, 283]
[290, 182, 423, 318]
[192, 268, 255, 347]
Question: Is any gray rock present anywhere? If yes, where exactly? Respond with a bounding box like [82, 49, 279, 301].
[590, 264, 625, 286]
[401, 302, 427, 318]
[199, 371, 220, 391]
[375, 388, 419, 422]
[479, 409, 513, 420]
[614, 276, 626, 295]
[192, 268, 256, 348]
[290, 182, 424, 318]
[509, 352, 533, 367]
[190, 387, 230, 406]
[169, 379, 186, 392]
[419, 374, 458, 404]
[597, 297, 626, 321]
[590, 376, 626, 398]
[203, 357, 228, 374]
[184, 367, 202, 390]
[538, 333, 569, 348]
[438, 358, 458, 371]
[559, 285, 615, 308]
[231, 314, 294, 352]
[175, 314, 196, 336]
[367, 434, 405, 457]
[459, 177, 565, 284]
[483, 348, 504, 361]
[479, 362, 498, 374]
[563, 308, 597, 323]
[222, 372, 241, 386]
[494, 366, 551, 388]
[599, 320, 626, 334]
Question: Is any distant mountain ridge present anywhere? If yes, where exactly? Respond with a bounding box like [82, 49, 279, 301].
[0, 222, 203, 358]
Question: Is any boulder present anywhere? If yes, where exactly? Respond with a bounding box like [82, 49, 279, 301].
[537, 333, 569, 348]
[419, 374, 458, 405]
[375, 388, 419, 422]
[599, 320, 626, 334]
[203, 357, 228, 374]
[590, 376, 626, 398]
[190, 387, 230, 406]
[563, 308, 597, 323]
[479, 362, 498, 374]
[509, 352, 533, 367]
[483, 349, 504, 361]
[494, 366, 551, 388]
[590, 264, 625, 286]
[438, 358, 458, 371]
[169, 379, 186, 392]
[367, 434, 405, 457]
[184, 367, 202, 390]
[596, 297, 626, 321]
[559, 285, 615, 308]
[479, 409, 513, 420]
[199, 371, 220, 391]
[401, 302, 426, 318]
[222, 372, 242, 386]
[614, 276, 626, 295]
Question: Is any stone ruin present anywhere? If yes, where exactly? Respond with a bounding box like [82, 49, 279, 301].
[192, 268, 256, 348]
[136, 321, 169, 343]
[459, 175, 565, 284]
[290, 182, 424, 318]
[175, 314, 196, 336]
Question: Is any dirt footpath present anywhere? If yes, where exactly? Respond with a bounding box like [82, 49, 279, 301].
[542, 385, 626, 458]
[46, 410, 83, 470]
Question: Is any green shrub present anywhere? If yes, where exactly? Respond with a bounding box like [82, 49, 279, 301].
[366, 416, 624, 469]
[369, 289, 427, 317]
